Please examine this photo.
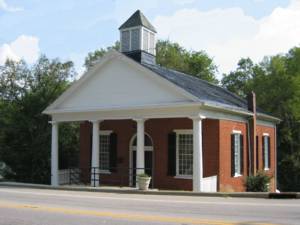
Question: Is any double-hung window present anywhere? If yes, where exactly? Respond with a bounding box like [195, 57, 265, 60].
[263, 134, 270, 170]
[99, 131, 113, 173]
[175, 130, 193, 177]
[231, 131, 244, 177]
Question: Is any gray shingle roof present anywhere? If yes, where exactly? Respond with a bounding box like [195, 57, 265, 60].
[142, 62, 265, 114]
[119, 10, 156, 33]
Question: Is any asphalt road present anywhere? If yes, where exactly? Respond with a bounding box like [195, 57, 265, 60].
[0, 187, 299, 225]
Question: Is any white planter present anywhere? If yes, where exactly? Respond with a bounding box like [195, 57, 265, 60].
[137, 176, 151, 190]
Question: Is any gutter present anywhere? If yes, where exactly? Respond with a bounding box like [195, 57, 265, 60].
[201, 102, 254, 116]
[257, 113, 281, 123]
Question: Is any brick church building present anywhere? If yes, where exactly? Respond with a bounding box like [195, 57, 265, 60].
[44, 10, 280, 192]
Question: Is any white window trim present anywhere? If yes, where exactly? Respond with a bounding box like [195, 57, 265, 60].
[99, 170, 111, 174]
[174, 129, 193, 134]
[174, 175, 192, 179]
[99, 130, 113, 135]
[174, 129, 193, 178]
[232, 131, 242, 177]
[98, 130, 113, 173]
[234, 173, 242, 178]
[232, 130, 242, 134]
[263, 134, 270, 170]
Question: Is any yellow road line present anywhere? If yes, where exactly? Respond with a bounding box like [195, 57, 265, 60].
[0, 201, 276, 225]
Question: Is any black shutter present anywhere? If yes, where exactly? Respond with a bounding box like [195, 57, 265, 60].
[89, 133, 92, 168]
[256, 136, 259, 171]
[109, 132, 117, 172]
[240, 134, 244, 175]
[167, 132, 176, 176]
[231, 134, 235, 177]
[268, 136, 271, 168]
[262, 136, 265, 169]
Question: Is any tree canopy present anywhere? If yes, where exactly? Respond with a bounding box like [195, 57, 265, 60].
[84, 40, 218, 84]
[0, 56, 79, 183]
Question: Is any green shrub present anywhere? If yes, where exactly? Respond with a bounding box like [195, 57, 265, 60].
[245, 171, 271, 192]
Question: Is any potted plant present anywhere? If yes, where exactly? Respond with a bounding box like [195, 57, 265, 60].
[137, 173, 151, 190]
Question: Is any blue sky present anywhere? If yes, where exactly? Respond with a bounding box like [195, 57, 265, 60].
[0, 0, 298, 76]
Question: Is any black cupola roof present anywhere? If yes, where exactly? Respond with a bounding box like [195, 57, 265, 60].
[119, 10, 156, 33]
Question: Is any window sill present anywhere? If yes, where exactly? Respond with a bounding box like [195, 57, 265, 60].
[99, 170, 111, 174]
[234, 173, 242, 178]
[264, 168, 270, 171]
[174, 175, 192, 179]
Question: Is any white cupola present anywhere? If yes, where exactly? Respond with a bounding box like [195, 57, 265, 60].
[119, 10, 157, 56]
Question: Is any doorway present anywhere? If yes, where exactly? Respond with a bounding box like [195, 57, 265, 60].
[129, 133, 153, 186]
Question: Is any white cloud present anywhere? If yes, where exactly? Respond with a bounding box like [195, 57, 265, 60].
[0, 35, 40, 65]
[154, 0, 300, 75]
[0, 0, 22, 12]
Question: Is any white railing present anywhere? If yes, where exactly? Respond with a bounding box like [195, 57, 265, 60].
[202, 175, 217, 192]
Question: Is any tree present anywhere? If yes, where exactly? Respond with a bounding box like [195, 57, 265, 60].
[156, 40, 218, 84]
[84, 41, 120, 69]
[0, 56, 79, 184]
[221, 58, 254, 97]
[84, 40, 218, 84]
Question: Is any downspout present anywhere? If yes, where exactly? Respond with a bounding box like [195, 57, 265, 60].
[275, 125, 278, 191]
[246, 120, 252, 176]
[247, 91, 257, 176]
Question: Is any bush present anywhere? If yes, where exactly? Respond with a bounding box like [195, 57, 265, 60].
[245, 171, 271, 192]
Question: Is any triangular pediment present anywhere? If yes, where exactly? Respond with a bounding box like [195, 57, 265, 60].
[44, 51, 197, 114]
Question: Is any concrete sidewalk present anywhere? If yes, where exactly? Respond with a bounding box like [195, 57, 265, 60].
[0, 181, 299, 199]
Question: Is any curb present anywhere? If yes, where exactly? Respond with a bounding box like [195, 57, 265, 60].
[0, 182, 298, 199]
[269, 192, 299, 199]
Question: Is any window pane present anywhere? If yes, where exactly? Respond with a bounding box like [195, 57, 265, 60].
[234, 134, 241, 175]
[264, 136, 269, 168]
[99, 135, 110, 170]
[178, 134, 193, 176]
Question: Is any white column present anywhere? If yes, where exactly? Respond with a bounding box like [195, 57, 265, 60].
[50, 121, 59, 186]
[135, 119, 145, 175]
[192, 116, 205, 192]
[91, 120, 101, 187]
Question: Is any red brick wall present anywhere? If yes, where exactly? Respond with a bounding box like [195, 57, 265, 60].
[256, 124, 276, 192]
[79, 118, 276, 192]
[218, 120, 276, 192]
[219, 120, 248, 192]
[79, 118, 219, 191]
